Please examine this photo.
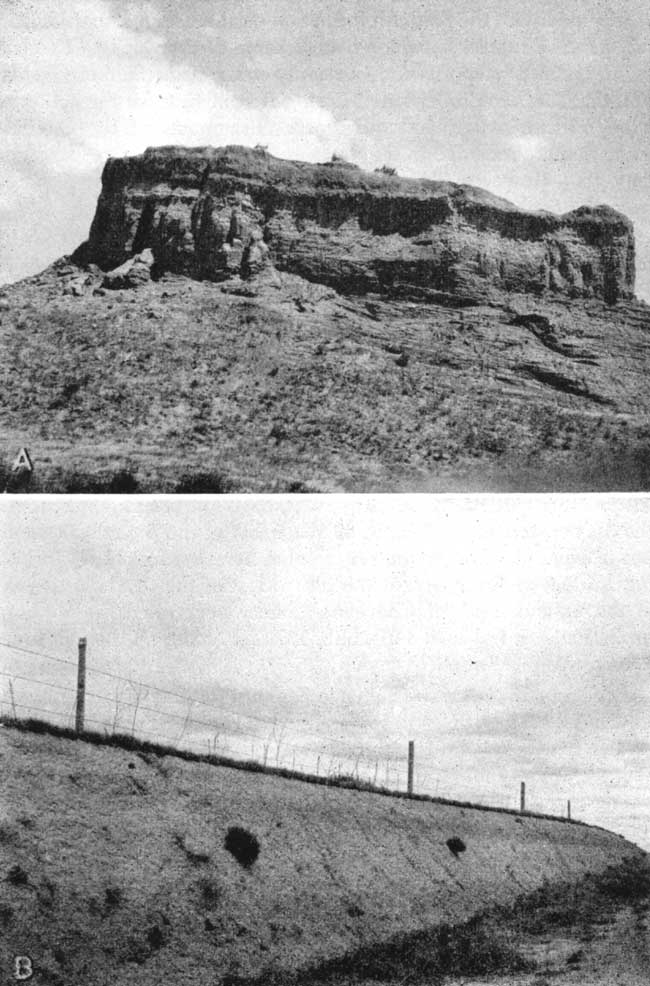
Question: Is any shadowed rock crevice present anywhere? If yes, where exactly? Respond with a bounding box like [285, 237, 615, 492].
[519, 363, 615, 405]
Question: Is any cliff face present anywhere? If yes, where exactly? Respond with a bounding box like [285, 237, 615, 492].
[77, 145, 635, 304]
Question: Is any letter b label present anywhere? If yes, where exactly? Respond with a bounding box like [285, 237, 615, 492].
[14, 956, 33, 980]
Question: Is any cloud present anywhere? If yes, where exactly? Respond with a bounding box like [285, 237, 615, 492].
[617, 737, 650, 756]
[0, 0, 369, 282]
[0, 165, 37, 212]
[507, 134, 549, 161]
[1, 0, 366, 170]
[114, 1, 162, 31]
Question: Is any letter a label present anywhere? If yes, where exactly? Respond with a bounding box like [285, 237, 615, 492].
[11, 448, 33, 473]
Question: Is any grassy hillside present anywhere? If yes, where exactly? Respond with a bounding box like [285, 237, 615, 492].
[1, 265, 650, 492]
[0, 722, 644, 985]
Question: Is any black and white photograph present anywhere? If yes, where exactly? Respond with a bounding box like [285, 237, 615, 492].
[1, 494, 650, 984]
[0, 0, 648, 492]
[1, 2, 649, 985]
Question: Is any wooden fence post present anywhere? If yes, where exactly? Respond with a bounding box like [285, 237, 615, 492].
[407, 740, 414, 795]
[520, 781, 526, 812]
[75, 637, 87, 734]
[567, 799, 571, 820]
[9, 680, 17, 720]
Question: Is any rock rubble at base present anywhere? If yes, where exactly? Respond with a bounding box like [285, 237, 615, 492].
[102, 248, 154, 290]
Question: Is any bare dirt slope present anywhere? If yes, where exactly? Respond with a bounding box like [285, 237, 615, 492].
[1, 265, 650, 492]
[0, 725, 643, 985]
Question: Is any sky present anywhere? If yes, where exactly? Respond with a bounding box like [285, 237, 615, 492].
[1, 494, 649, 849]
[1, 0, 648, 297]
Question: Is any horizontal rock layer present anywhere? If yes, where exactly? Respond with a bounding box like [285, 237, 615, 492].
[76, 145, 636, 303]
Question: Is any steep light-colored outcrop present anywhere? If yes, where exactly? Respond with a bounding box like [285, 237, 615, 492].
[74, 145, 636, 304]
[0, 726, 643, 985]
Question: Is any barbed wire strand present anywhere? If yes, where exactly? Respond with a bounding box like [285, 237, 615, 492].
[5, 700, 187, 746]
[1, 697, 562, 807]
[0, 665, 512, 782]
[0, 673, 356, 769]
[0, 639, 369, 743]
[1, 643, 577, 812]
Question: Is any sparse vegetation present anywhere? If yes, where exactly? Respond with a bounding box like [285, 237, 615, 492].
[0, 717, 646, 986]
[198, 877, 222, 906]
[285, 480, 315, 493]
[103, 886, 123, 913]
[7, 865, 28, 885]
[221, 856, 650, 985]
[0, 267, 649, 491]
[61, 468, 139, 493]
[491, 855, 650, 939]
[37, 878, 56, 909]
[0, 715, 596, 827]
[174, 470, 234, 493]
[593, 856, 650, 902]
[3, 467, 143, 494]
[0, 902, 14, 926]
[226, 912, 530, 985]
[146, 924, 164, 950]
[0, 823, 18, 845]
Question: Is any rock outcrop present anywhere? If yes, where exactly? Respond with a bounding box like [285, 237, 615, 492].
[74, 145, 636, 304]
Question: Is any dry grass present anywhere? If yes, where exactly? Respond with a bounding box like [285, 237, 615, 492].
[0, 716, 590, 828]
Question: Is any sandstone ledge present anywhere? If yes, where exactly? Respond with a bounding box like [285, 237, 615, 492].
[75, 145, 635, 304]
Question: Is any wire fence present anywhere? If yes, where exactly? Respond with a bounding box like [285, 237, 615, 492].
[0, 639, 410, 785]
[0, 638, 575, 818]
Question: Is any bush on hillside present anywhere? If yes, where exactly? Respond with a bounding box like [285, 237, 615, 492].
[224, 827, 260, 868]
[198, 877, 221, 906]
[7, 865, 28, 885]
[104, 886, 123, 913]
[0, 823, 17, 845]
